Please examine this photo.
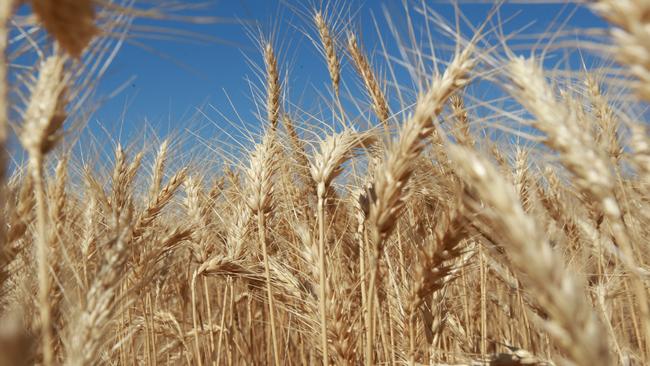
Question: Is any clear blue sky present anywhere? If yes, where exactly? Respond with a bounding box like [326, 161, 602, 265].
[88, 1, 607, 143]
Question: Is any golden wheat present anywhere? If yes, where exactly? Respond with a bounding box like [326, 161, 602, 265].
[0, 2, 649, 366]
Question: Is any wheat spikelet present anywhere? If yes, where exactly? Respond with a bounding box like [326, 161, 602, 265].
[5, 173, 34, 246]
[132, 167, 188, 240]
[507, 57, 628, 242]
[21, 55, 67, 157]
[48, 157, 68, 249]
[245, 134, 278, 215]
[585, 77, 622, 163]
[367, 46, 474, 246]
[310, 129, 375, 198]
[109, 145, 143, 218]
[630, 123, 650, 179]
[512, 148, 534, 213]
[80, 180, 98, 288]
[406, 210, 468, 364]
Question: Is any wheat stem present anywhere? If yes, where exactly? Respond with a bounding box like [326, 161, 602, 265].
[258, 211, 281, 366]
[191, 272, 203, 366]
[317, 193, 329, 365]
[0, 0, 11, 181]
[30, 155, 54, 366]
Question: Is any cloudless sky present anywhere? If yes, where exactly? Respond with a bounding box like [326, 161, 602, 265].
[88, 1, 607, 144]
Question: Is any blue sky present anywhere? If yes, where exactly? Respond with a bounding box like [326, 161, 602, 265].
[73, 1, 609, 145]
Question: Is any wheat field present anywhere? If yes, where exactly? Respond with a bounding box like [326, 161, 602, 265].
[0, 1, 649, 365]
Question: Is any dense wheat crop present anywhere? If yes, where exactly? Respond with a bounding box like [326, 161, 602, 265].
[1, 1, 650, 365]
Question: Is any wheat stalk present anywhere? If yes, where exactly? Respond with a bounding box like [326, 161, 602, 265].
[20, 53, 68, 366]
[310, 128, 375, 364]
[244, 131, 281, 365]
[0, 0, 14, 308]
[0, 0, 11, 181]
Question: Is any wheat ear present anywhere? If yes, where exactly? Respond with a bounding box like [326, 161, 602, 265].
[507, 56, 650, 352]
[450, 94, 474, 147]
[448, 144, 611, 366]
[149, 139, 169, 202]
[65, 206, 133, 366]
[314, 11, 341, 99]
[585, 77, 622, 163]
[363, 46, 474, 365]
[593, 0, 650, 102]
[265, 43, 280, 131]
[257, 43, 282, 365]
[31, 0, 98, 58]
[630, 123, 650, 179]
[347, 33, 390, 131]
[407, 212, 467, 364]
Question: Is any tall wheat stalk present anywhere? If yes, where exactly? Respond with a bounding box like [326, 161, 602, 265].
[245, 131, 280, 365]
[0, 0, 11, 181]
[20, 54, 67, 366]
[0, 0, 14, 297]
[310, 129, 375, 364]
[262, 41, 282, 365]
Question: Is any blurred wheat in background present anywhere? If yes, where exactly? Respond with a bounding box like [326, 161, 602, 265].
[1, 0, 650, 365]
